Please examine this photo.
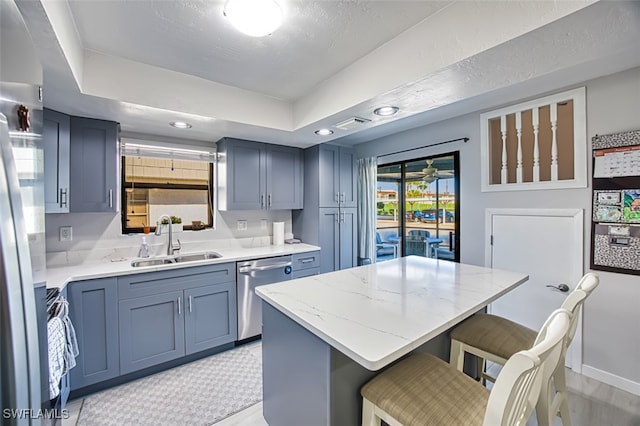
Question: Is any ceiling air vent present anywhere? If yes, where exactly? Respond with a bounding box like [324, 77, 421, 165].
[334, 116, 371, 131]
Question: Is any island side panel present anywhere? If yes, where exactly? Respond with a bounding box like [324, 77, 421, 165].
[262, 302, 331, 426]
[329, 348, 377, 425]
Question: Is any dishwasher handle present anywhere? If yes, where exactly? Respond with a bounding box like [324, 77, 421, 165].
[238, 261, 292, 274]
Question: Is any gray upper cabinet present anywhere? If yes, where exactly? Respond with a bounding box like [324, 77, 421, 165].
[266, 144, 303, 210]
[43, 108, 70, 213]
[217, 138, 303, 211]
[319, 145, 356, 208]
[292, 144, 358, 273]
[69, 116, 118, 213]
[68, 277, 119, 390]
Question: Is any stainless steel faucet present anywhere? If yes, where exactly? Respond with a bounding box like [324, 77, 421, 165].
[155, 214, 181, 255]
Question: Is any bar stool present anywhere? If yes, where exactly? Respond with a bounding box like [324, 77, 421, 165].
[361, 309, 570, 426]
[449, 272, 599, 426]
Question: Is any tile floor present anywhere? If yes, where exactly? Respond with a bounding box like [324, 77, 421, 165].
[63, 342, 640, 426]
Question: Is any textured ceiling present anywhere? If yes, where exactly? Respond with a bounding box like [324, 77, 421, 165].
[68, 0, 451, 101]
[14, 1, 640, 147]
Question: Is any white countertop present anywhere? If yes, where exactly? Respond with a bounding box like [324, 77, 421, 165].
[256, 256, 528, 371]
[46, 243, 320, 290]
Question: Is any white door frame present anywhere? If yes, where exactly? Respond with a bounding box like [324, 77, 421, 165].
[485, 208, 584, 371]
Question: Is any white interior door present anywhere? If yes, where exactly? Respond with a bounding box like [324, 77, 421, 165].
[485, 209, 583, 369]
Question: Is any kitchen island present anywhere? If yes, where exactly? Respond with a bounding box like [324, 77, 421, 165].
[256, 256, 528, 425]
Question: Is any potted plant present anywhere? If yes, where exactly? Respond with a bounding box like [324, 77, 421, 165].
[160, 216, 183, 233]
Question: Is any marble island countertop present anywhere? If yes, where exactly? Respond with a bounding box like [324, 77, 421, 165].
[46, 243, 320, 290]
[256, 256, 528, 371]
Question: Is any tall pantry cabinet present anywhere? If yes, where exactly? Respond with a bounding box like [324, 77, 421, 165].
[293, 144, 357, 273]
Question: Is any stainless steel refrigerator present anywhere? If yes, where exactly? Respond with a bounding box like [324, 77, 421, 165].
[1, 0, 46, 423]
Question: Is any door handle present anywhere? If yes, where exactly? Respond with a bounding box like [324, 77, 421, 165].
[340, 212, 345, 223]
[177, 296, 182, 315]
[340, 192, 345, 203]
[108, 189, 113, 208]
[188, 296, 192, 313]
[335, 192, 339, 203]
[260, 194, 265, 208]
[268, 193, 272, 208]
[238, 262, 292, 273]
[299, 258, 315, 264]
[546, 284, 570, 292]
[335, 214, 339, 223]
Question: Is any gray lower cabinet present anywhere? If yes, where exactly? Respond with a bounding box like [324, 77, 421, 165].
[118, 263, 237, 375]
[68, 278, 119, 390]
[184, 282, 235, 355]
[317, 208, 357, 273]
[291, 251, 321, 279]
[119, 291, 185, 374]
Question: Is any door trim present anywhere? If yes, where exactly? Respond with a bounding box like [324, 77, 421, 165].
[485, 208, 584, 371]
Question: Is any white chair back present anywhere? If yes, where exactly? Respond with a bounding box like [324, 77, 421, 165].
[483, 309, 570, 426]
[560, 272, 599, 350]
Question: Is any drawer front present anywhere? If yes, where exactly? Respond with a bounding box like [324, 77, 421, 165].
[291, 251, 320, 271]
[291, 268, 320, 280]
[118, 262, 236, 300]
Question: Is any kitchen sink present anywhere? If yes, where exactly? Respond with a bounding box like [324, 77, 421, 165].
[131, 251, 222, 268]
[174, 252, 223, 262]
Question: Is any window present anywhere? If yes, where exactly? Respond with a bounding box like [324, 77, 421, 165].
[121, 151, 215, 234]
[376, 152, 459, 262]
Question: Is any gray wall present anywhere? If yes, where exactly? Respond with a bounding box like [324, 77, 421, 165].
[356, 67, 640, 391]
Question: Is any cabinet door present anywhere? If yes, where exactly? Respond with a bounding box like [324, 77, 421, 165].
[318, 208, 340, 273]
[339, 148, 357, 208]
[43, 109, 70, 213]
[68, 278, 119, 390]
[339, 208, 358, 270]
[266, 145, 303, 210]
[69, 117, 118, 212]
[184, 282, 237, 355]
[119, 291, 185, 374]
[318, 145, 340, 208]
[218, 138, 266, 210]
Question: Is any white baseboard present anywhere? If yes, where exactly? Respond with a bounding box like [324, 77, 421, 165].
[581, 365, 640, 396]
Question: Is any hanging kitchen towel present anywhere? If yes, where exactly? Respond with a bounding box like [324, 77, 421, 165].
[48, 316, 66, 399]
[273, 222, 285, 246]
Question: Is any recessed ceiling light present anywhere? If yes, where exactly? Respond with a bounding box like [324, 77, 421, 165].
[223, 0, 283, 37]
[373, 106, 399, 117]
[170, 121, 192, 129]
[315, 129, 333, 136]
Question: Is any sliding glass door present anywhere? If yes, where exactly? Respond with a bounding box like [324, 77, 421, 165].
[376, 152, 459, 262]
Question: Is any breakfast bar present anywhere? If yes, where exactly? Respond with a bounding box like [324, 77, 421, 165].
[256, 256, 529, 425]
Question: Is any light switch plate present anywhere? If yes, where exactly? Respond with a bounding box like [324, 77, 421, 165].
[237, 220, 248, 231]
[59, 226, 72, 242]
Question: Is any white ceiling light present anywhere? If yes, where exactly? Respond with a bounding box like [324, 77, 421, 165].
[223, 0, 284, 37]
[315, 128, 333, 136]
[373, 106, 399, 117]
[170, 121, 192, 129]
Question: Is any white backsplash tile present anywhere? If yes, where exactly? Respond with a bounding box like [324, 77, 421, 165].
[45, 210, 292, 266]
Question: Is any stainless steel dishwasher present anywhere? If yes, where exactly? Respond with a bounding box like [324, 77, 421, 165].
[237, 255, 292, 341]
